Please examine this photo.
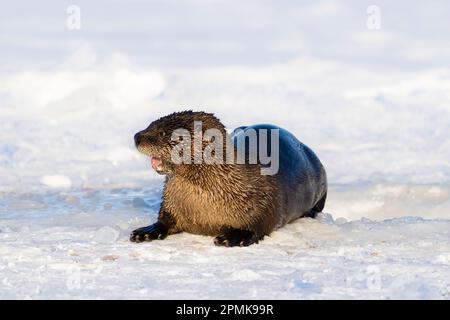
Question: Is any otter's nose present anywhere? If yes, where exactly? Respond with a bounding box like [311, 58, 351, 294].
[134, 132, 142, 147]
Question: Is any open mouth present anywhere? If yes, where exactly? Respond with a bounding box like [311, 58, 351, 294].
[151, 156, 164, 173]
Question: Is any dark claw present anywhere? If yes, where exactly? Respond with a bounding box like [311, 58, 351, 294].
[214, 229, 260, 247]
[130, 222, 168, 243]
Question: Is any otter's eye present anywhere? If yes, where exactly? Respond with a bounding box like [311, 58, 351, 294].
[159, 131, 166, 137]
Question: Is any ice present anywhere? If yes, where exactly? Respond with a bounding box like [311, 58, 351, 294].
[1, 187, 448, 299]
[93, 226, 120, 244]
[227, 269, 262, 282]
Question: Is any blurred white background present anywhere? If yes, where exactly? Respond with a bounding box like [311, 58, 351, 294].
[1, 0, 450, 218]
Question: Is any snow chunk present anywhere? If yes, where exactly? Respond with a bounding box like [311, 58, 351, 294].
[93, 226, 120, 244]
[228, 269, 262, 281]
[40, 175, 72, 188]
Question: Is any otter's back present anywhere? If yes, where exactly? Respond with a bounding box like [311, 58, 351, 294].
[231, 124, 327, 225]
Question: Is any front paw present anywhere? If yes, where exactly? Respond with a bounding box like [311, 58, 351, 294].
[214, 229, 260, 247]
[130, 222, 168, 243]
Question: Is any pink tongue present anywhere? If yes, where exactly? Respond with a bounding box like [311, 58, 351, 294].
[151, 157, 162, 170]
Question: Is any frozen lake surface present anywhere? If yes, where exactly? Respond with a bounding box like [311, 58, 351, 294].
[1, 186, 449, 299]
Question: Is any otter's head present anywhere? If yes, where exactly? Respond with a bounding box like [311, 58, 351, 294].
[134, 110, 226, 175]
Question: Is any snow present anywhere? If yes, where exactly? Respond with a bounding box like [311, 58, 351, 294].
[1, 0, 450, 299]
[1, 189, 449, 299]
[40, 175, 72, 189]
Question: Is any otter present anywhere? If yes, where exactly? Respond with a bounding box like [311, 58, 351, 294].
[130, 111, 327, 247]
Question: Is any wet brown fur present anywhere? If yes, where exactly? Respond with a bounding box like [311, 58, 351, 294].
[134, 111, 280, 239]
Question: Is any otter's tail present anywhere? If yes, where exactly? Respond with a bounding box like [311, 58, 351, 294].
[304, 192, 327, 218]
